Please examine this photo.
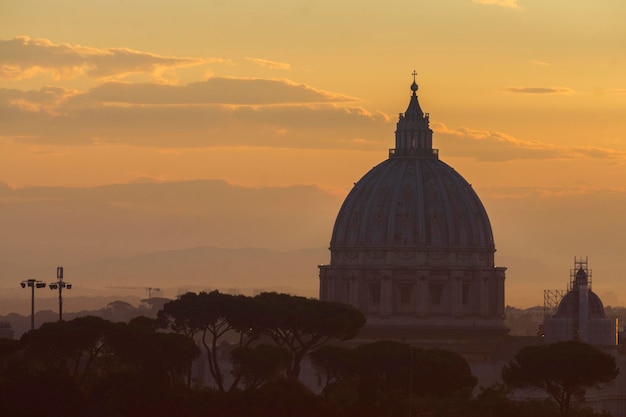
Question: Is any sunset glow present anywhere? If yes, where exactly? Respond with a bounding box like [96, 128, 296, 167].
[1, 0, 625, 309]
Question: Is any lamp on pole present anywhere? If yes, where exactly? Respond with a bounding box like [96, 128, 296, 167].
[20, 278, 46, 331]
[49, 266, 72, 321]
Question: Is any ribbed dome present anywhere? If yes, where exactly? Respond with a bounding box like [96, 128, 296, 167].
[328, 75, 495, 266]
[555, 290, 605, 318]
[330, 157, 494, 251]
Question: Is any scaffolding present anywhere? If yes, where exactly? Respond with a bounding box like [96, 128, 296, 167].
[544, 288, 565, 317]
[543, 257, 592, 318]
[570, 256, 592, 290]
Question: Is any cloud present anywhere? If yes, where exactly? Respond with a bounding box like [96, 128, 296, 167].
[531, 60, 551, 67]
[432, 122, 626, 162]
[473, 0, 521, 9]
[593, 88, 626, 95]
[0, 81, 390, 148]
[2, 86, 76, 115]
[82, 77, 358, 105]
[1, 74, 620, 159]
[501, 87, 575, 94]
[245, 57, 291, 70]
[0, 36, 208, 81]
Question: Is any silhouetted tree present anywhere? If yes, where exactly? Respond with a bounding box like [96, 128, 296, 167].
[310, 344, 356, 399]
[106, 317, 200, 388]
[157, 290, 257, 391]
[411, 347, 477, 398]
[502, 340, 619, 417]
[250, 292, 366, 378]
[19, 315, 113, 385]
[231, 344, 291, 390]
[346, 341, 477, 417]
[351, 340, 414, 416]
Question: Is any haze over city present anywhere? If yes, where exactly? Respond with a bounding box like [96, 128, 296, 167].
[1, 0, 625, 312]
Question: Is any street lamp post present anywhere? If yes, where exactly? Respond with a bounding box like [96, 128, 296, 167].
[20, 278, 46, 331]
[49, 266, 72, 321]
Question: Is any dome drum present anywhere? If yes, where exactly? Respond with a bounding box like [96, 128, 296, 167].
[319, 265, 506, 322]
[329, 247, 495, 268]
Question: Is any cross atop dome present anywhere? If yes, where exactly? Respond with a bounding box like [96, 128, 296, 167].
[411, 70, 418, 93]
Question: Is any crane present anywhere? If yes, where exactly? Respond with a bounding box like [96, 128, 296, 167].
[107, 286, 162, 299]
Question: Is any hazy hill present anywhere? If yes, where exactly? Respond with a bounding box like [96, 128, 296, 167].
[0, 245, 326, 315]
[0, 179, 343, 265]
[1, 179, 625, 311]
[73, 245, 325, 295]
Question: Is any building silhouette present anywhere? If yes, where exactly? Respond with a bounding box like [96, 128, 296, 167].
[543, 257, 617, 346]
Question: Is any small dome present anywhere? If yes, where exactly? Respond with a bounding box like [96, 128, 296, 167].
[555, 290, 605, 318]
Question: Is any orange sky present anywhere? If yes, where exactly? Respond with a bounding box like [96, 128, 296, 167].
[1, 0, 625, 308]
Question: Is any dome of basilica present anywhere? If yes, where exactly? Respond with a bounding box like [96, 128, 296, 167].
[330, 153, 494, 253]
[330, 75, 493, 256]
[319, 75, 507, 338]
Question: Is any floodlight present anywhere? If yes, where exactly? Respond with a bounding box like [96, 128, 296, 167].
[51, 266, 72, 321]
[20, 278, 46, 331]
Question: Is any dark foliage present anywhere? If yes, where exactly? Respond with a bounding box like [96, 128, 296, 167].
[503, 340, 619, 417]
[309, 340, 477, 417]
[4, 296, 615, 417]
[250, 292, 366, 378]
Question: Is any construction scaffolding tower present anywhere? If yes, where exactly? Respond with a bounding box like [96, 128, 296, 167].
[570, 256, 592, 290]
[544, 288, 565, 317]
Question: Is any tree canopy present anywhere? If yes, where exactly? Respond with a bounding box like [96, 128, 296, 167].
[502, 340, 619, 417]
[157, 290, 365, 388]
[310, 340, 478, 417]
[250, 292, 366, 378]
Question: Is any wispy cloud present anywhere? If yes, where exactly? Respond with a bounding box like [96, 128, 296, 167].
[3, 80, 623, 160]
[82, 77, 358, 105]
[245, 57, 291, 70]
[432, 122, 626, 162]
[0, 36, 208, 81]
[593, 88, 626, 95]
[473, 0, 521, 9]
[0, 81, 388, 148]
[531, 60, 551, 67]
[501, 86, 575, 94]
[2, 86, 76, 115]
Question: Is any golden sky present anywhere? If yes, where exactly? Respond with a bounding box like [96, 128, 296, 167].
[1, 0, 625, 308]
